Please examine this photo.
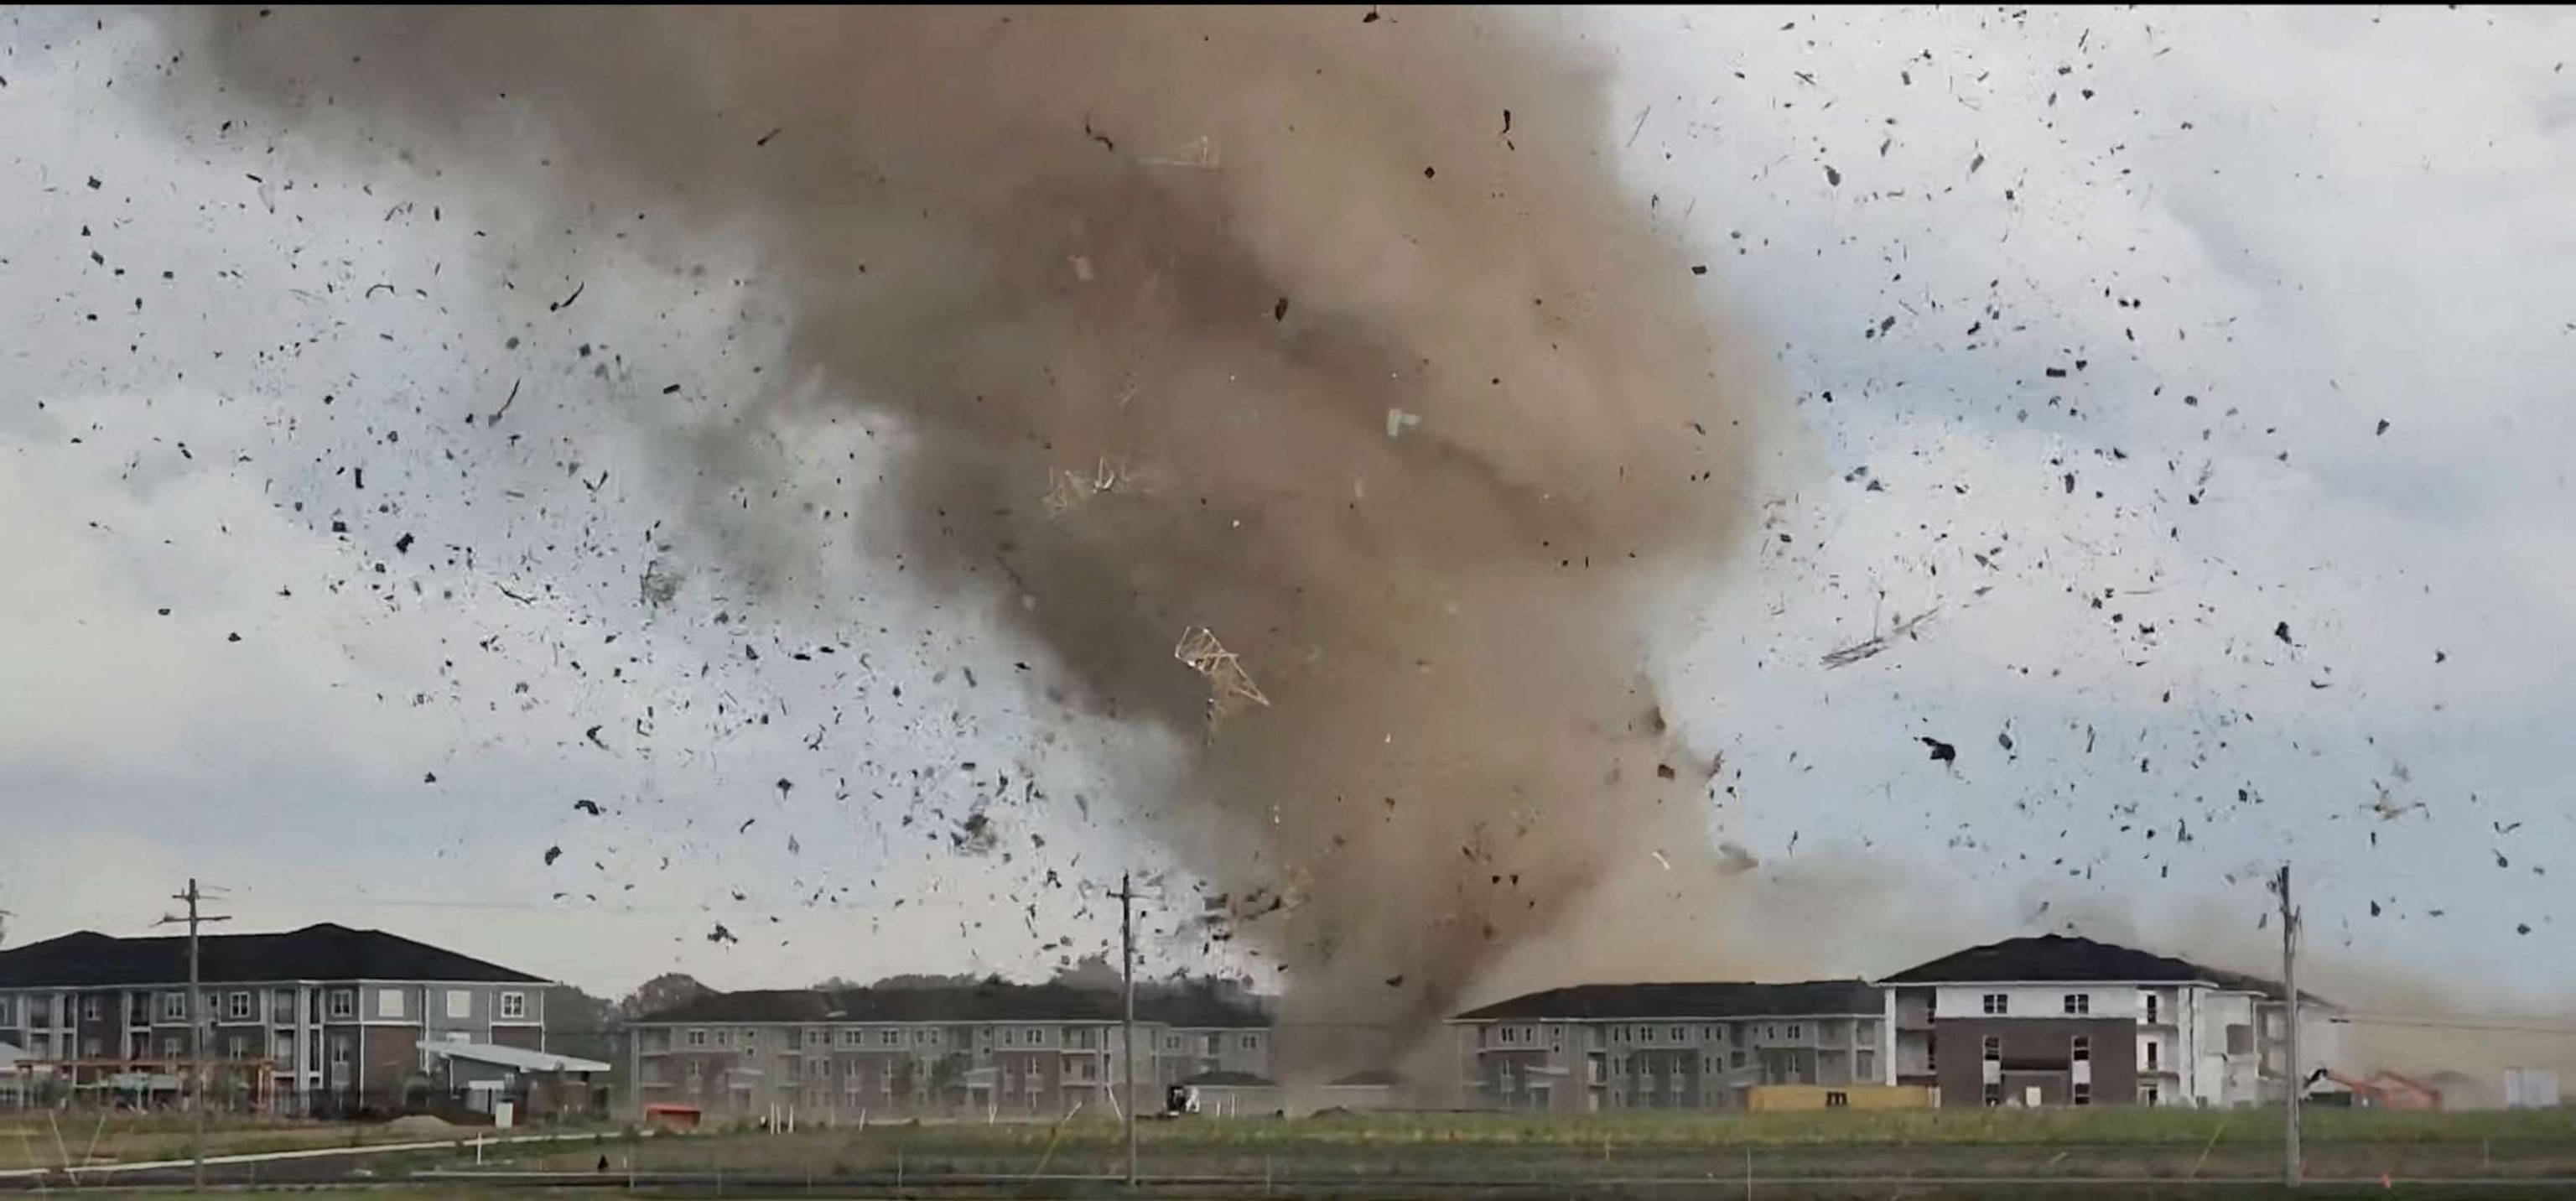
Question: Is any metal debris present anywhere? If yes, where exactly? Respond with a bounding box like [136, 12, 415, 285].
[1175, 625, 1270, 722]
[1821, 606, 1941, 668]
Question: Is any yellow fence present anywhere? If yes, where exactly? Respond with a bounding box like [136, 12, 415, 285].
[1744, 1084, 1936, 1111]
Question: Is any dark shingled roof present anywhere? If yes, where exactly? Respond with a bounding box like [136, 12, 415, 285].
[0, 923, 546, 987]
[1453, 980, 1883, 1022]
[1882, 934, 2293, 999]
[636, 982, 1266, 1028]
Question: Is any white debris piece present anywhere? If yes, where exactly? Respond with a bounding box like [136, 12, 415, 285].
[1175, 626, 1270, 722]
[1385, 408, 1420, 439]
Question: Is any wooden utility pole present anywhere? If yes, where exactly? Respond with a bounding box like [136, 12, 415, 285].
[1118, 871, 1139, 1188]
[2277, 863, 2301, 1189]
[157, 879, 231, 1194]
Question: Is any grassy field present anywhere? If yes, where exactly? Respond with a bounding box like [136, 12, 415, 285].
[454, 1108, 2576, 1183]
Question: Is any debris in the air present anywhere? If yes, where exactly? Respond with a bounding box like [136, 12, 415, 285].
[1422, 165, 1436, 179]
[1362, 6, 1379, 23]
[2376, 419, 2391, 435]
[1273, 296, 1291, 321]
[708, 923, 738, 944]
[740, 818, 756, 834]
[422, 772, 437, 784]
[86, 175, 101, 190]
[394, 533, 415, 554]
[1821, 607, 1940, 668]
[755, 127, 782, 148]
[226, 632, 242, 643]
[486, 378, 522, 426]
[2517, 923, 2532, 936]
[1691, 264, 1710, 276]
[574, 799, 602, 816]
[584, 725, 607, 749]
[1997, 730, 2015, 751]
[2274, 621, 2293, 645]
[1919, 736, 1956, 764]
[549, 282, 584, 312]
[1176, 626, 1270, 721]
[1655, 763, 1677, 781]
[1650, 850, 1672, 871]
[1824, 164, 1842, 186]
[1385, 408, 1420, 439]
[1384, 974, 1404, 987]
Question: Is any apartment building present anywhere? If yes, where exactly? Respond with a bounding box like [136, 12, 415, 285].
[0, 923, 553, 1115]
[1449, 980, 1895, 1112]
[1883, 933, 2342, 1109]
[627, 981, 1269, 1120]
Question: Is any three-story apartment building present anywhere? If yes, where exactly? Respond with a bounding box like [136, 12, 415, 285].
[627, 981, 1269, 1120]
[1883, 934, 2342, 1108]
[0, 923, 553, 1115]
[1449, 980, 1895, 1111]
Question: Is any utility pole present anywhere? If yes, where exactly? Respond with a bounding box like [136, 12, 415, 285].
[157, 879, 231, 1194]
[1118, 871, 1139, 1188]
[2277, 863, 2301, 1190]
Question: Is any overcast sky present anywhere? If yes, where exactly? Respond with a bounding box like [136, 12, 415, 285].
[3, 6, 2571, 1009]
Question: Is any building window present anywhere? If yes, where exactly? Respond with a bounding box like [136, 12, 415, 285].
[1825, 1090, 1849, 1108]
[376, 989, 405, 1019]
[1002, 1027, 1017, 1047]
[2073, 1082, 2092, 1106]
[1927, 1034, 1938, 1073]
[1857, 1051, 1877, 1079]
[1981, 994, 2008, 1016]
[881, 1030, 901, 1047]
[1241, 1034, 1259, 1050]
[1732, 1049, 1748, 1068]
[1028, 1027, 1046, 1046]
[0, 997, 13, 1025]
[839, 1029, 860, 1047]
[1788, 1025, 1804, 1040]
[2145, 1041, 2161, 1071]
[446, 990, 472, 1020]
[743, 1029, 758, 1046]
[161, 1037, 181, 1058]
[227, 991, 253, 1021]
[1984, 1084, 2002, 1107]
[1164, 1035, 1181, 1051]
[2225, 1024, 2254, 1056]
[160, 992, 189, 1022]
[1981, 1036, 2001, 1062]
[499, 991, 527, 1020]
[2144, 994, 2160, 1023]
[225, 1035, 247, 1060]
[1668, 1026, 1685, 1042]
[329, 1037, 352, 1064]
[688, 1028, 708, 1047]
[715, 1029, 733, 1047]
[83, 1037, 102, 1058]
[2062, 993, 2090, 1016]
[2142, 1085, 2160, 1106]
[81, 996, 102, 1022]
[2071, 1036, 2090, 1063]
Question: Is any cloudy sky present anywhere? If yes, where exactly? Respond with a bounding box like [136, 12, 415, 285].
[3, 6, 2571, 1010]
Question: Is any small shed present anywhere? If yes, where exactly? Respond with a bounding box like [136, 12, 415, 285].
[417, 1040, 611, 1121]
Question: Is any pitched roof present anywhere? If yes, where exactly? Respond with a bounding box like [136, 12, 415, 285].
[0, 924, 546, 987]
[1881, 934, 2290, 997]
[1452, 980, 1883, 1022]
[635, 981, 1266, 1028]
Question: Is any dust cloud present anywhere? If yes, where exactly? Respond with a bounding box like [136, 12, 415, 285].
[154, 6, 1774, 1074]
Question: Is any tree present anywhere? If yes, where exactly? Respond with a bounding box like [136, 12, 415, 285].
[618, 972, 711, 1021]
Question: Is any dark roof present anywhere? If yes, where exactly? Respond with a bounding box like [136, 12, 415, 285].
[1453, 980, 1883, 1022]
[1327, 1068, 1402, 1088]
[1882, 934, 2290, 997]
[0, 924, 546, 987]
[1179, 1070, 1274, 1086]
[636, 981, 1267, 1028]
